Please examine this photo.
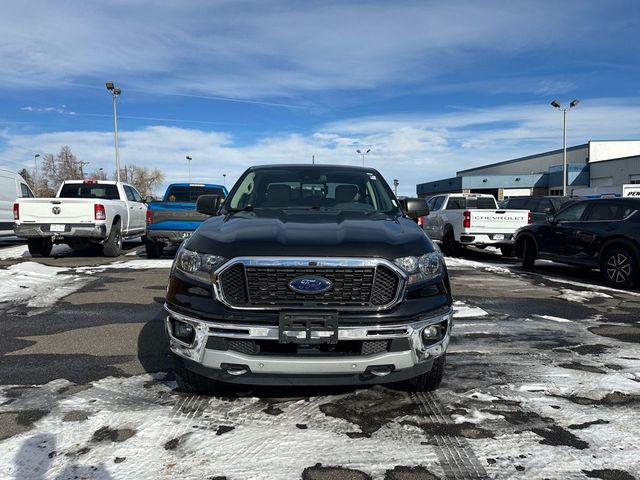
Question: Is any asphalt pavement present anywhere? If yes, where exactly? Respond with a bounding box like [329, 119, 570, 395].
[0, 240, 638, 480]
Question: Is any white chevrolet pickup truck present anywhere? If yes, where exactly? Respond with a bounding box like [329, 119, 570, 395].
[13, 180, 147, 257]
[423, 193, 531, 256]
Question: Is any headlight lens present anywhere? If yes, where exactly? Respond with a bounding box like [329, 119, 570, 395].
[394, 251, 443, 284]
[173, 246, 226, 283]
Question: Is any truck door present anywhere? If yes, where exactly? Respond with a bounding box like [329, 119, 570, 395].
[123, 185, 146, 233]
[575, 201, 623, 262]
[537, 202, 588, 259]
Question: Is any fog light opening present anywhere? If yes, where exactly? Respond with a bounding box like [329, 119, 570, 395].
[172, 318, 196, 345]
[422, 325, 439, 341]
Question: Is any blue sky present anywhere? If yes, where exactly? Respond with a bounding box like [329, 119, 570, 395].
[1, 0, 639, 195]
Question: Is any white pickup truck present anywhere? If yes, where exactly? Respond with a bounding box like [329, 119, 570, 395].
[423, 193, 531, 256]
[13, 180, 147, 257]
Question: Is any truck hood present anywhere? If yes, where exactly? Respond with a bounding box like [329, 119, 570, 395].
[186, 210, 434, 259]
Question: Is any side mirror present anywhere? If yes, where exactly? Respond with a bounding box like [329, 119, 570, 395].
[405, 198, 429, 219]
[144, 195, 155, 203]
[196, 194, 222, 216]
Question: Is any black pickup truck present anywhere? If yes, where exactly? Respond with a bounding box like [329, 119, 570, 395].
[164, 164, 453, 393]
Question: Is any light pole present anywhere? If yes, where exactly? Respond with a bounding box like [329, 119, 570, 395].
[356, 148, 371, 167]
[106, 81, 122, 182]
[222, 173, 226, 187]
[186, 156, 192, 183]
[77, 160, 90, 179]
[550, 99, 580, 196]
[393, 179, 399, 195]
[33, 154, 40, 195]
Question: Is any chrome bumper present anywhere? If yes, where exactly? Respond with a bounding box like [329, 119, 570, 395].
[14, 223, 107, 239]
[165, 305, 452, 379]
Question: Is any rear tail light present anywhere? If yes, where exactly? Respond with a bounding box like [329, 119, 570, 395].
[417, 215, 425, 227]
[463, 210, 471, 229]
[13, 203, 19, 221]
[528, 211, 533, 224]
[94, 203, 106, 221]
[146, 209, 153, 224]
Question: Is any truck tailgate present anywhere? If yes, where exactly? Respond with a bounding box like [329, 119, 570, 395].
[467, 209, 529, 233]
[148, 202, 209, 230]
[18, 198, 97, 224]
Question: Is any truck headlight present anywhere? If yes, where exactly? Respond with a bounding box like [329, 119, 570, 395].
[394, 251, 443, 284]
[173, 246, 226, 283]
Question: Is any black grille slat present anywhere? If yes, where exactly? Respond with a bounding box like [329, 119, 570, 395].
[218, 263, 401, 309]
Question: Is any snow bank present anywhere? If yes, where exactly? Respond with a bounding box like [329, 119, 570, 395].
[453, 300, 488, 318]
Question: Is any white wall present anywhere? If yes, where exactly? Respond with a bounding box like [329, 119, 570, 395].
[589, 141, 640, 163]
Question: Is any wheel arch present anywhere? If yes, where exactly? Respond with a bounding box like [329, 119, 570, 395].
[599, 237, 640, 264]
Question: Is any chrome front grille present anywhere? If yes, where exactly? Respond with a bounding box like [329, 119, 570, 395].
[215, 257, 406, 311]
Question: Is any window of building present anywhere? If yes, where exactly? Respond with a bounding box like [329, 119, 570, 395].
[549, 189, 563, 196]
[629, 174, 640, 184]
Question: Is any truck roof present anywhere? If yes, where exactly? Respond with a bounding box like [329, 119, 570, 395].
[63, 180, 121, 185]
[167, 183, 225, 188]
[249, 164, 378, 172]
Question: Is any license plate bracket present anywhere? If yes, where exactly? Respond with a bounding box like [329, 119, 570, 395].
[279, 311, 339, 344]
[50, 224, 66, 232]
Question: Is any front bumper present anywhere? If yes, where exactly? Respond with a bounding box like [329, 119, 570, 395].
[14, 223, 107, 239]
[146, 229, 193, 243]
[165, 304, 452, 386]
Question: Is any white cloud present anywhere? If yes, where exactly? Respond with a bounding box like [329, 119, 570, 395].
[3, 98, 640, 196]
[0, 0, 613, 98]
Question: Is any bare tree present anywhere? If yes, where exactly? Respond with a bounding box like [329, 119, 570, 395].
[87, 169, 107, 180]
[115, 165, 164, 197]
[38, 146, 83, 195]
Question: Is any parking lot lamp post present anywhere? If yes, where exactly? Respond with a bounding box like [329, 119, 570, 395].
[356, 148, 371, 167]
[550, 99, 580, 196]
[223, 173, 226, 187]
[393, 179, 399, 195]
[186, 156, 192, 183]
[106, 81, 122, 182]
[33, 153, 40, 195]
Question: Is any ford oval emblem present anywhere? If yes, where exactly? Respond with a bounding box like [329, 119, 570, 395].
[288, 276, 333, 294]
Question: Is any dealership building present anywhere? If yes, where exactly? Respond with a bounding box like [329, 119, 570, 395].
[416, 140, 640, 200]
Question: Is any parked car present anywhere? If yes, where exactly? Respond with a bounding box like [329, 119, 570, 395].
[13, 180, 147, 257]
[423, 193, 531, 256]
[145, 183, 228, 258]
[165, 164, 452, 393]
[1, 168, 34, 237]
[514, 198, 640, 288]
[502, 195, 579, 223]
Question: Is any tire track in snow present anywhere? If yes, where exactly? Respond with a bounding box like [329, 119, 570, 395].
[412, 392, 488, 480]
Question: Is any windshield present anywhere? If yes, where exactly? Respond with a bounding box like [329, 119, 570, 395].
[59, 183, 120, 200]
[225, 166, 400, 214]
[165, 185, 225, 203]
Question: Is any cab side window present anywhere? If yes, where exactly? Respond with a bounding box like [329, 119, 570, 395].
[433, 196, 445, 210]
[20, 183, 34, 198]
[123, 186, 136, 202]
[130, 187, 143, 203]
[555, 203, 588, 222]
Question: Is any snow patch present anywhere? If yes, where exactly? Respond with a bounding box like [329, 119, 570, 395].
[452, 408, 504, 424]
[74, 259, 174, 274]
[453, 300, 488, 318]
[444, 257, 512, 274]
[534, 314, 573, 323]
[0, 262, 89, 309]
[0, 244, 30, 260]
[557, 288, 612, 303]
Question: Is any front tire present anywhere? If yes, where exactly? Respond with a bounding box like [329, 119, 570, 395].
[173, 355, 220, 395]
[521, 237, 536, 269]
[27, 238, 53, 257]
[103, 220, 122, 257]
[401, 355, 446, 392]
[600, 247, 637, 288]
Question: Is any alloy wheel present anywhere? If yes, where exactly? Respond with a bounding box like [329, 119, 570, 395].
[606, 252, 631, 284]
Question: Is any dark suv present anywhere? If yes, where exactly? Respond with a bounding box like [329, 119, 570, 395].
[164, 165, 453, 393]
[502, 195, 578, 223]
[514, 198, 640, 287]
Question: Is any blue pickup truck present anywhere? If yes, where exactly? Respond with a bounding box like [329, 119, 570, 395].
[145, 183, 227, 258]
